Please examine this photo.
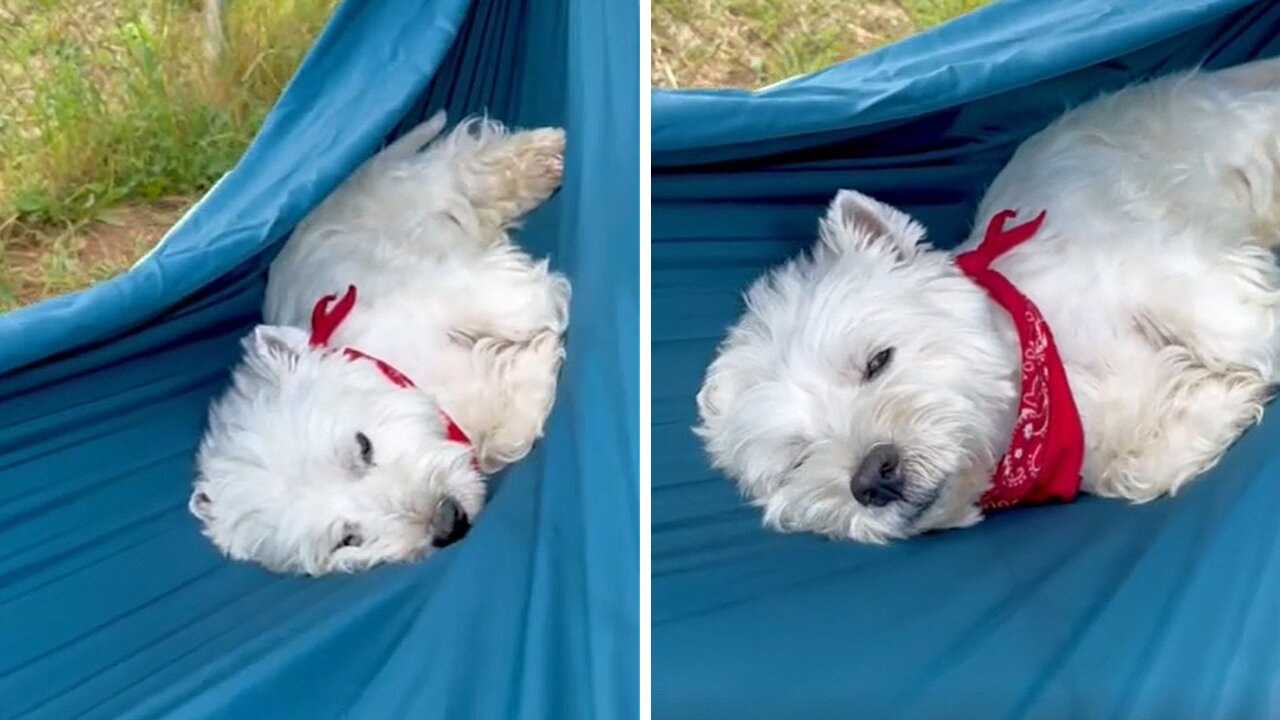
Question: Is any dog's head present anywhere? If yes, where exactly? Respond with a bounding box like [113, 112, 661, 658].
[696, 190, 1020, 543]
[191, 325, 483, 575]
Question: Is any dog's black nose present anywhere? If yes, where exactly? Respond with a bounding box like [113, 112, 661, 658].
[850, 444, 904, 507]
[430, 498, 471, 548]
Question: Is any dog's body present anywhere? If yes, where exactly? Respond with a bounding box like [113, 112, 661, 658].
[193, 113, 570, 574]
[697, 58, 1280, 543]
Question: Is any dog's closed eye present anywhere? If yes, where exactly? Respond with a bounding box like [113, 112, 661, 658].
[865, 347, 894, 381]
[355, 431, 374, 465]
[786, 439, 811, 472]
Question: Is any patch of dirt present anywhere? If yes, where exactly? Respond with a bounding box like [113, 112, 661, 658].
[0, 196, 193, 310]
[79, 196, 191, 268]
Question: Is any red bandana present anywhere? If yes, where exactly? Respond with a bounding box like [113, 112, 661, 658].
[956, 210, 1084, 511]
[308, 285, 475, 454]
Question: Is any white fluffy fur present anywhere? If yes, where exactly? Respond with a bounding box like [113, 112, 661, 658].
[193, 112, 570, 574]
[698, 58, 1280, 543]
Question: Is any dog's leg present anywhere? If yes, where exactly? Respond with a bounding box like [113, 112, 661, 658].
[1085, 355, 1268, 501]
[442, 250, 570, 473]
[1134, 243, 1280, 380]
[380, 111, 450, 161]
[343, 118, 564, 250]
[465, 331, 565, 473]
[449, 247, 571, 345]
[1087, 234, 1280, 500]
[457, 123, 565, 233]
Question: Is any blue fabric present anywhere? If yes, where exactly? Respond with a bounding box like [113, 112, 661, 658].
[652, 1, 1280, 718]
[0, 0, 638, 717]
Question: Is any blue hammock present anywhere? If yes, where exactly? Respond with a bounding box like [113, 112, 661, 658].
[653, 1, 1280, 718]
[0, 0, 638, 717]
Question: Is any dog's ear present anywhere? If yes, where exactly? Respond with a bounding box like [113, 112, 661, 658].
[695, 355, 742, 433]
[189, 486, 214, 523]
[818, 189, 926, 260]
[243, 325, 310, 378]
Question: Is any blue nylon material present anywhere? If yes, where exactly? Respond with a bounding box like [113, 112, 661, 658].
[0, 0, 638, 717]
[652, 1, 1280, 718]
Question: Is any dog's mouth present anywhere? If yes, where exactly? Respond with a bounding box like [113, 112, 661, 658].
[874, 454, 943, 522]
[901, 484, 943, 528]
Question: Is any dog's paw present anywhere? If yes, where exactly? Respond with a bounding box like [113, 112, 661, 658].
[463, 125, 566, 232]
[510, 127, 565, 201]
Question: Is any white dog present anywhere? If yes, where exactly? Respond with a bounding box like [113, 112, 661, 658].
[697, 57, 1280, 544]
[191, 112, 570, 574]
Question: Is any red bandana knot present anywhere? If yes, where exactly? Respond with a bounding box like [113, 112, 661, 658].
[956, 210, 1084, 511]
[308, 285, 476, 464]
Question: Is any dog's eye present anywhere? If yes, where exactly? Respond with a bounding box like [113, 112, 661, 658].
[334, 525, 363, 551]
[865, 347, 894, 381]
[355, 432, 374, 465]
[786, 440, 810, 472]
[443, 210, 467, 229]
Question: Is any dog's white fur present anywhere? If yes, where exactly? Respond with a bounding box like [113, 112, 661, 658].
[697, 58, 1280, 543]
[192, 112, 570, 574]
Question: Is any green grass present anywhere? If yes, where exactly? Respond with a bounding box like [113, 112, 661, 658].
[0, 0, 337, 311]
[653, 0, 990, 89]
